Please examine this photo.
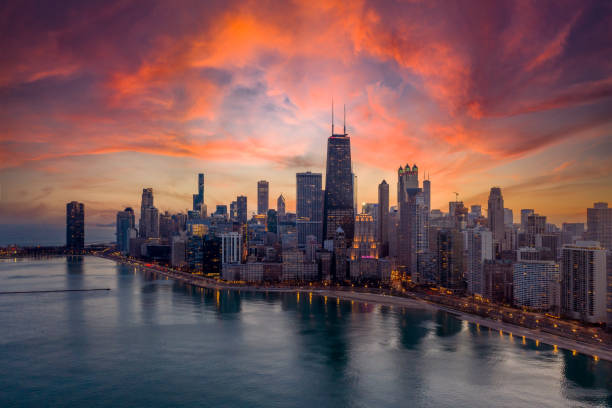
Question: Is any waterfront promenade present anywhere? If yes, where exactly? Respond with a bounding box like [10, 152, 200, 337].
[98, 254, 612, 362]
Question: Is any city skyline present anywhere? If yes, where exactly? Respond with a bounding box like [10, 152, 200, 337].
[1, 0, 611, 244]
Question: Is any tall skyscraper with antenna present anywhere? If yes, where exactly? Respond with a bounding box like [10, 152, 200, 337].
[323, 101, 354, 244]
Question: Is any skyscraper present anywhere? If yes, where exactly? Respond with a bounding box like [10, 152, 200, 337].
[466, 227, 493, 295]
[193, 173, 204, 213]
[561, 241, 607, 323]
[323, 107, 354, 243]
[277, 194, 286, 217]
[520, 209, 534, 232]
[139, 188, 159, 238]
[236, 195, 247, 224]
[116, 207, 135, 254]
[423, 177, 431, 213]
[296, 172, 323, 246]
[397, 164, 426, 280]
[377, 180, 389, 257]
[487, 187, 505, 245]
[436, 229, 464, 291]
[504, 208, 513, 226]
[586, 202, 612, 249]
[66, 201, 84, 251]
[257, 180, 269, 215]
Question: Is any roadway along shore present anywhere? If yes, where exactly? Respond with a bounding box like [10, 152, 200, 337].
[105, 255, 612, 363]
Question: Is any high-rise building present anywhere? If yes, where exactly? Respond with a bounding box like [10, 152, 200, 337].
[296, 172, 323, 246]
[520, 209, 534, 232]
[66, 201, 84, 251]
[398, 164, 426, 280]
[221, 232, 242, 264]
[377, 180, 389, 256]
[267, 209, 278, 234]
[560, 241, 607, 323]
[350, 213, 378, 260]
[466, 227, 493, 295]
[193, 173, 204, 213]
[513, 259, 559, 311]
[277, 194, 286, 217]
[586, 202, 612, 249]
[257, 180, 269, 215]
[487, 187, 505, 245]
[423, 177, 431, 213]
[526, 213, 546, 246]
[141, 207, 160, 238]
[561, 222, 584, 245]
[230, 201, 237, 221]
[436, 229, 464, 291]
[139, 188, 159, 238]
[236, 196, 247, 224]
[116, 207, 135, 254]
[483, 260, 513, 303]
[323, 109, 354, 244]
[504, 208, 513, 226]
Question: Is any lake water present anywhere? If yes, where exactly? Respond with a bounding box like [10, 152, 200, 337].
[0, 256, 610, 407]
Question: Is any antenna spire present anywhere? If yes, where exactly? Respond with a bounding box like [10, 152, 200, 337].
[331, 97, 334, 135]
[343, 104, 346, 135]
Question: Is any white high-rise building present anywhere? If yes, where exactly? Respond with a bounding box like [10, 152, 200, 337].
[561, 241, 607, 324]
[221, 232, 242, 265]
[513, 257, 559, 311]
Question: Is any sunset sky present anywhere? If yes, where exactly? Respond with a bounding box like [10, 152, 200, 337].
[1, 0, 611, 244]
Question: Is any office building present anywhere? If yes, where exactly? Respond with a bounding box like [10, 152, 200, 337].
[504, 208, 513, 226]
[257, 180, 269, 215]
[423, 177, 431, 213]
[267, 209, 277, 234]
[521, 209, 534, 232]
[296, 172, 323, 246]
[116, 207, 135, 254]
[277, 194, 286, 217]
[193, 173, 204, 213]
[561, 222, 584, 245]
[466, 227, 493, 295]
[586, 202, 612, 249]
[350, 213, 378, 260]
[139, 188, 159, 238]
[436, 229, 464, 291]
[236, 196, 247, 224]
[483, 260, 513, 303]
[487, 187, 505, 245]
[377, 180, 389, 257]
[66, 201, 85, 251]
[323, 108, 354, 243]
[398, 164, 427, 281]
[560, 241, 607, 323]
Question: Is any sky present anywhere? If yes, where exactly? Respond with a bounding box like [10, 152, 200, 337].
[0, 0, 611, 244]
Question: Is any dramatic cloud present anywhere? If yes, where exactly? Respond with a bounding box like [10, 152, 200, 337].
[0, 0, 611, 241]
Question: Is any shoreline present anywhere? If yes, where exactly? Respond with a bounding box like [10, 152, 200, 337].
[105, 255, 612, 362]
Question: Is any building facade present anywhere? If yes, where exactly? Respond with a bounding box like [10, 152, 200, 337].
[560, 241, 607, 323]
[296, 172, 323, 246]
[66, 201, 85, 251]
[257, 180, 269, 215]
[323, 127, 354, 243]
[377, 180, 389, 257]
